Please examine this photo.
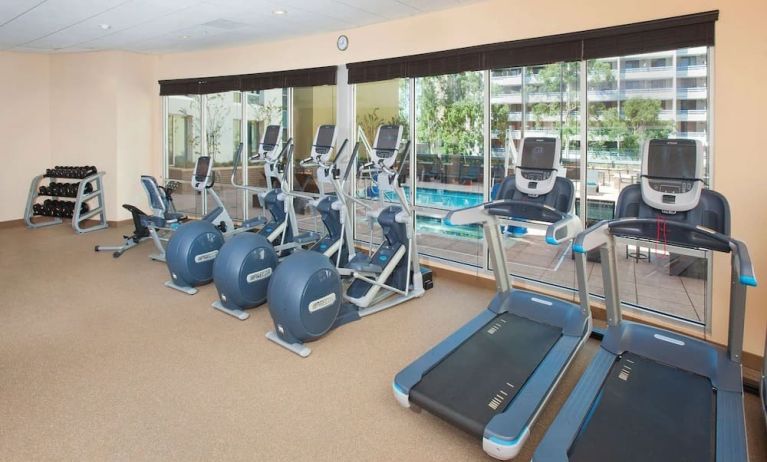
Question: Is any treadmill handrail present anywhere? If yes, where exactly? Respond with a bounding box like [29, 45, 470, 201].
[484, 199, 568, 222]
[614, 218, 755, 285]
[575, 216, 754, 363]
[445, 200, 577, 243]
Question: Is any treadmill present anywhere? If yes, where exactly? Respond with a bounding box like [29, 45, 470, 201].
[534, 138, 756, 462]
[393, 137, 589, 460]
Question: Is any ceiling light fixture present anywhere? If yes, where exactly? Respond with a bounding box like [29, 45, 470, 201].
[99, 24, 111, 30]
[272, 9, 287, 15]
[180, 35, 190, 39]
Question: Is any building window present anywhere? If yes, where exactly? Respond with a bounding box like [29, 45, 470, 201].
[586, 47, 711, 324]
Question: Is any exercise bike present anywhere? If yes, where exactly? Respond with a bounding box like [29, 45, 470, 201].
[265, 124, 430, 357]
[211, 124, 351, 320]
[95, 177, 185, 260]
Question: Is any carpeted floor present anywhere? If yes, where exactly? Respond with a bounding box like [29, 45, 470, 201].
[1, 223, 765, 461]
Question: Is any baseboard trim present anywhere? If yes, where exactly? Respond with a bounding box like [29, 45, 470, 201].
[0, 219, 25, 229]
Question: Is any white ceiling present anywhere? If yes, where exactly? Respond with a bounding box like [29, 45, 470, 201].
[0, 0, 483, 54]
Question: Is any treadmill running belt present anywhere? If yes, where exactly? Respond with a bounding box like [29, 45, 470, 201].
[410, 313, 561, 437]
[569, 352, 715, 462]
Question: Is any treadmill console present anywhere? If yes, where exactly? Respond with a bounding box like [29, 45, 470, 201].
[372, 124, 403, 170]
[515, 137, 560, 196]
[192, 156, 213, 192]
[640, 138, 703, 213]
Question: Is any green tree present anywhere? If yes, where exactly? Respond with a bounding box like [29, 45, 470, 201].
[416, 72, 484, 157]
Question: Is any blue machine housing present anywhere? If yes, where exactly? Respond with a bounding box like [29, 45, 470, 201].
[259, 188, 293, 245]
[347, 205, 409, 299]
[267, 251, 348, 345]
[213, 233, 278, 311]
[165, 220, 225, 288]
[309, 195, 347, 263]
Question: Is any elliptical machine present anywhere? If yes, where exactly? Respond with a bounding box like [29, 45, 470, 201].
[265, 124, 428, 357]
[211, 125, 352, 320]
[162, 133, 282, 295]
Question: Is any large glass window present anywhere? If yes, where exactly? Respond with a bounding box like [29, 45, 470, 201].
[490, 62, 583, 288]
[205, 91, 244, 221]
[585, 47, 711, 324]
[415, 71, 485, 267]
[244, 89, 287, 220]
[167, 94, 202, 216]
[354, 79, 410, 246]
[292, 85, 337, 235]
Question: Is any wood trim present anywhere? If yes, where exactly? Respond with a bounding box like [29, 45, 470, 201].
[347, 10, 718, 83]
[0, 219, 24, 229]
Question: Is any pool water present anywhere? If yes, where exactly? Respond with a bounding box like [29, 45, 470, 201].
[363, 186, 611, 241]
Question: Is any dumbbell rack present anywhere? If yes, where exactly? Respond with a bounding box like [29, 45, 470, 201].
[24, 170, 108, 234]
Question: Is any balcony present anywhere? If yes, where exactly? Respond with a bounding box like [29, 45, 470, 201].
[677, 109, 707, 121]
[507, 111, 522, 121]
[492, 93, 522, 104]
[623, 87, 674, 98]
[677, 87, 708, 99]
[676, 64, 707, 78]
[675, 131, 707, 140]
[621, 65, 674, 79]
[492, 74, 522, 86]
[658, 109, 674, 121]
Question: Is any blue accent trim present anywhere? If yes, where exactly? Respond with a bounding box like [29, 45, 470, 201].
[486, 434, 521, 447]
[573, 244, 586, 254]
[444, 217, 453, 226]
[393, 382, 407, 395]
[545, 236, 557, 245]
[739, 275, 757, 287]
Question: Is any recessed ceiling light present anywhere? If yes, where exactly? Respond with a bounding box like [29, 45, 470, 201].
[272, 9, 287, 15]
[180, 35, 190, 39]
[99, 24, 111, 30]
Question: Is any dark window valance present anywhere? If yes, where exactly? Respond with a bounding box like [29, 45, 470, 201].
[347, 11, 718, 84]
[159, 65, 337, 96]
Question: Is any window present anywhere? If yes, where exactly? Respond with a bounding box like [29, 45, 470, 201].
[586, 47, 711, 324]
[166, 94, 202, 216]
[354, 78, 410, 246]
[291, 85, 337, 234]
[491, 62, 582, 288]
[415, 71, 485, 267]
[205, 91, 244, 220]
[244, 89, 287, 220]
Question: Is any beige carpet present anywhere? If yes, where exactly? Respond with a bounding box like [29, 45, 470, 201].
[1, 223, 765, 461]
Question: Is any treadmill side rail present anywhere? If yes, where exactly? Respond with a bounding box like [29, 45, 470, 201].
[717, 390, 748, 462]
[393, 308, 500, 397]
[533, 348, 615, 462]
[484, 334, 586, 459]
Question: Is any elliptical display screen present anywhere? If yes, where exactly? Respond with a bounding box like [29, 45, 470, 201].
[647, 140, 697, 179]
[520, 138, 556, 170]
[262, 125, 280, 148]
[316, 125, 335, 149]
[194, 156, 211, 182]
[376, 125, 401, 158]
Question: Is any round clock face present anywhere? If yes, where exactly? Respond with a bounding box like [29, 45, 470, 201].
[337, 34, 348, 51]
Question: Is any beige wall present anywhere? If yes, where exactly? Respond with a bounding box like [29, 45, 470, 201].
[1, 0, 764, 355]
[0, 52, 51, 222]
[2, 52, 157, 223]
[157, 0, 767, 356]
